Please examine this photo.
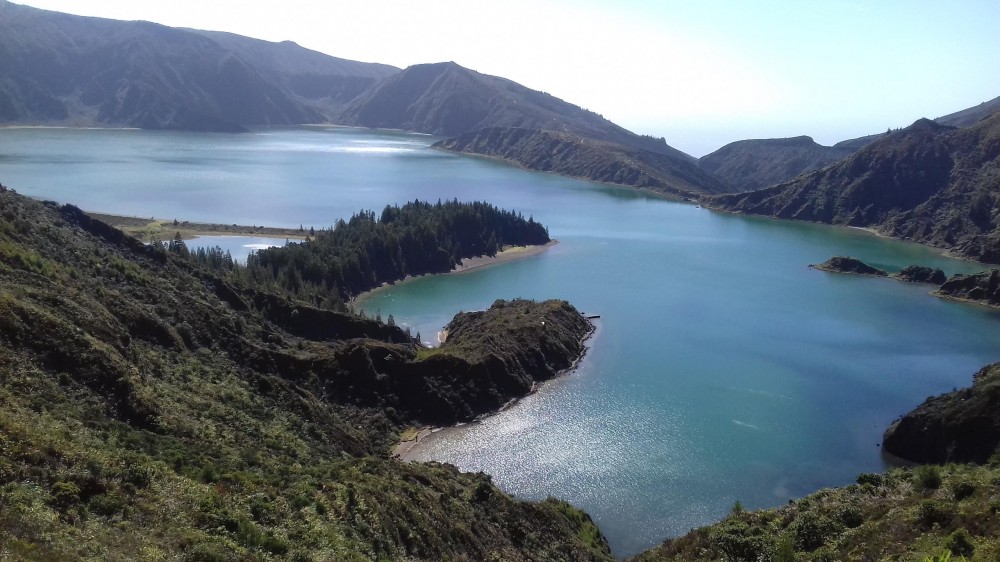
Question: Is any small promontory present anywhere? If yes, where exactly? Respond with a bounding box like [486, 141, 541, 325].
[934, 269, 1000, 308]
[405, 298, 594, 423]
[883, 362, 1000, 464]
[810, 256, 888, 276]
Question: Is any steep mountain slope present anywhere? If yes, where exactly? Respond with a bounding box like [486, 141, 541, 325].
[937, 95, 1000, 128]
[698, 136, 854, 192]
[0, 0, 397, 131]
[705, 114, 1000, 262]
[342, 62, 726, 196]
[194, 31, 397, 121]
[436, 127, 729, 197]
[703, 97, 1000, 193]
[339, 62, 676, 153]
[0, 187, 610, 560]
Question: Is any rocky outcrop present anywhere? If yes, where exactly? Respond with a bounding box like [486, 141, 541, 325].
[436, 126, 728, 197]
[883, 362, 1000, 464]
[810, 256, 888, 276]
[934, 269, 1000, 308]
[894, 265, 947, 284]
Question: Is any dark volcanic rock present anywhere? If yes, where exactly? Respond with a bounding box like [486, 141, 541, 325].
[934, 269, 1000, 307]
[883, 362, 1000, 464]
[811, 256, 888, 276]
[894, 265, 947, 285]
[706, 113, 1000, 263]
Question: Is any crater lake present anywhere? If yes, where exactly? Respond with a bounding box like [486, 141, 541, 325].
[3, 126, 998, 556]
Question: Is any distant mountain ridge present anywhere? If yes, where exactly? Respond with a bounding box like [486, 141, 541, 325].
[705, 114, 1000, 263]
[436, 127, 729, 196]
[339, 62, 687, 157]
[698, 135, 855, 192]
[338, 62, 726, 196]
[0, 2, 724, 195]
[5, 0, 999, 200]
[699, 97, 1000, 193]
[0, 0, 397, 131]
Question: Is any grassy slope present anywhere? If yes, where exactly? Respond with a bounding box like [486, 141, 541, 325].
[631, 464, 1000, 562]
[0, 189, 610, 561]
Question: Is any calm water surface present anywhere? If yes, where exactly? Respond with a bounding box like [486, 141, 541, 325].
[3, 127, 998, 556]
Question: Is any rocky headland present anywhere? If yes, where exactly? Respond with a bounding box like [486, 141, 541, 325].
[883, 362, 1000, 465]
[934, 269, 1000, 308]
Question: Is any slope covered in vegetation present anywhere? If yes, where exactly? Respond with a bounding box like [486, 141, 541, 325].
[0, 187, 609, 561]
[631, 463, 1000, 562]
[706, 113, 1000, 263]
[435, 127, 728, 198]
[698, 136, 854, 193]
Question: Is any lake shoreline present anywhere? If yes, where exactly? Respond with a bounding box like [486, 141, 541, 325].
[392, 316, 599, 461]
[351, 240, 558, 309]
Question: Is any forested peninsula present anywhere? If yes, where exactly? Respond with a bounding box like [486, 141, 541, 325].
[0, 188, 608, 561]
[185, 199, 549, 311]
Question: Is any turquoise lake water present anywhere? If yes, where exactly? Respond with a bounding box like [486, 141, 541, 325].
[3, 126, 998, 556]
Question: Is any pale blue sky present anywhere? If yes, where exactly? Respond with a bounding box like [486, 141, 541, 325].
[18, 0, 1000, 156]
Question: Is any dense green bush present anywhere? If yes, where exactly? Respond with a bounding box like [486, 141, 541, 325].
[915, 465, 943, 490]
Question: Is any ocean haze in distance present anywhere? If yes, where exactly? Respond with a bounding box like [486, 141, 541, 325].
[15, 0, 1000, 156]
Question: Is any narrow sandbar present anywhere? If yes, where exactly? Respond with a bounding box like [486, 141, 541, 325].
[84, 211, 309, 242]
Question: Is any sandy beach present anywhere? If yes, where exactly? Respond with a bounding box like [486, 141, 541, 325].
[351, 240, 558, 306]
[451, 240, 558, 273]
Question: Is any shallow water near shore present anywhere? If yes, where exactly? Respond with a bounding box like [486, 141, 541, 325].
[4, 126, 1000, 557]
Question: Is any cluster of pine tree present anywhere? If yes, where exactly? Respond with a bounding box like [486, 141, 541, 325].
[189, 199, 549, 309]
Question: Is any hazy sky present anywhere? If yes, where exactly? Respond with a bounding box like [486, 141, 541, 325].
[18, 0, 1000, 156]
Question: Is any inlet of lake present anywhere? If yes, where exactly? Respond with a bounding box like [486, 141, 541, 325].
[3, 126, 998, 556]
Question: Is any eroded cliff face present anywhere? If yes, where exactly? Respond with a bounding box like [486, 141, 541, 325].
[883, 362, 1000, 464]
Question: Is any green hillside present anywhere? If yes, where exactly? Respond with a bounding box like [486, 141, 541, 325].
[0, 187, 608, 561]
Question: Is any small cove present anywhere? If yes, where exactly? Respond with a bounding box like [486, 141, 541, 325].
[3, 126, 999, 557]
